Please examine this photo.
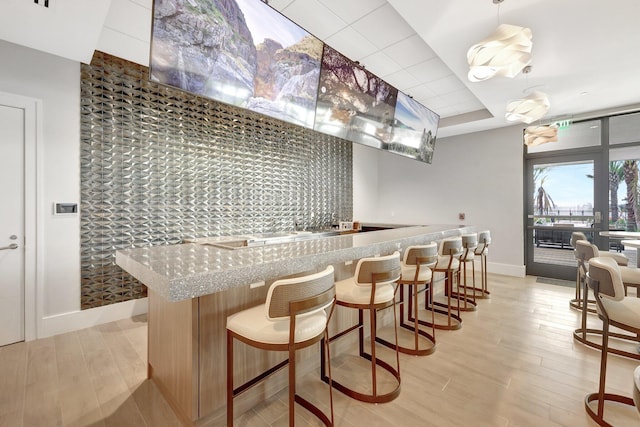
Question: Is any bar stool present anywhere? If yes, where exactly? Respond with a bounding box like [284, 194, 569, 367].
[584, 256, 640, 426]
[573, 240, 640, 360]
[426, 237, 463, 330]
[377, 244, 438, 356]
[471, 230, 492, 299]
[572, 236, 598, 314]
[454, 234, 479, 311]
[570, 232, 628, 311]
[571, 232, 628, 267]
[322, 252, 402, 403]
[227, 266, 336, 426]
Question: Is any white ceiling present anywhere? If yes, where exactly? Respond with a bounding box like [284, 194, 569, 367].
[3, 0, 640, 138]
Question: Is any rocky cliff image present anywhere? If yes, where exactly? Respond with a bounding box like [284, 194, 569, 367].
[314, 45, 398, 147]
[150, 0, 323, 128]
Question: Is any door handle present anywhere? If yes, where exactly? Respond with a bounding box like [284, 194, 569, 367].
[0, 243, 18, 250]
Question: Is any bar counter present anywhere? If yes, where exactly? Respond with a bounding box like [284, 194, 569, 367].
[115, 224, 473, 426]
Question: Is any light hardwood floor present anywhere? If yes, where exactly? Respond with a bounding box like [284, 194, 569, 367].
[2, 273, 640, 427]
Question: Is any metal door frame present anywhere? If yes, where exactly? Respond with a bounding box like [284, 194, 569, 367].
[524, 147, 608, 281]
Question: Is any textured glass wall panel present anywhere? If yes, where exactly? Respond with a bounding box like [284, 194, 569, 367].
[80, 52, 353, 309]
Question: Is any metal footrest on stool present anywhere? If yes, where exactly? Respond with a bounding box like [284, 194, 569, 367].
[321, 309, 402, 404]
[377, 283, 436, 356]
[585, 392, 636, 427]
[424, 275, 462, 331]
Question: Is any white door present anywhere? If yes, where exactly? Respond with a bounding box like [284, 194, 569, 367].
[0, 103, 25, 346]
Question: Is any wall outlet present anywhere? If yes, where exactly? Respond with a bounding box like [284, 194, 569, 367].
[345, 260, 353, 266]
[458, 212, 466, 221]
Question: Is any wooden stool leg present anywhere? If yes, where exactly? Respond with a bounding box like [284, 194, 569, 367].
[226, 331, 234, 427]
[289, 345, 295, 426]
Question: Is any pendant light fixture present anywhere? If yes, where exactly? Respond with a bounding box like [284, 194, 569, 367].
[467, 0, 532, 82]
[505, 90, 550, 124]
[504, 65, 550, 124]
[524, 125, 558, 147]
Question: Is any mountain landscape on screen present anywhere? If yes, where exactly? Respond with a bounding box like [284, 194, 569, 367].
[150, 0, 323, 128]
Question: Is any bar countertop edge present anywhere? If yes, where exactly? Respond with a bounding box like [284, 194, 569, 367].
[116, 224, 474, 302]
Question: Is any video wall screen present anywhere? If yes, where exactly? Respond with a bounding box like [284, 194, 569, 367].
[313, 45, 398, 149]
[149, 0, 440, 163]
[390, 92, 440, 163]
[149, 0, 323, 128]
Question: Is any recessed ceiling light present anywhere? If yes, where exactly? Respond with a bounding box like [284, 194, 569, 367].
[580, 92, 589, 96]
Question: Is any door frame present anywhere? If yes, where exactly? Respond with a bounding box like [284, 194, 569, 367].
[0, 91, 40, 342]
[524, 148, 609, 280]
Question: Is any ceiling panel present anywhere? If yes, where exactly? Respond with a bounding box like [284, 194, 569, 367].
[317, 0, 387, 25]
[324, 26, 378, 61]
[349, 3, 414, 49]
[6, 0, 637, 139]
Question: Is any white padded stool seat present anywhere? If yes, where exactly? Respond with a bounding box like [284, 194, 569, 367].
[400, 263, 433, 283]
[604, 252, 631, 266]
[598, 297, 640, 329]
[620, 266, 640, 286]
[474, 245, 488, 256]
[335, 275, 396, 305]
[434, 256, 460, 270]
[227, 305, 328, 345]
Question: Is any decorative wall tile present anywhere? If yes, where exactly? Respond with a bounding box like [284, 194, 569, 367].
[80, 52, 353, 309]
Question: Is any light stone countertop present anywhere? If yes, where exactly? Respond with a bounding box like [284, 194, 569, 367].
[115, 224, 473, 302]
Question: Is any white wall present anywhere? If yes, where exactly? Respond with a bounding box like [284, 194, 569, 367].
[0, 39, 146, 339]
[0, 39, 81, 318]
[0, 35, 525, 340]
[354, 125, 526, 277]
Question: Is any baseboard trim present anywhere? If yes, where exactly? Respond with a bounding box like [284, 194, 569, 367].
[476, 262, 525, 278]
[38, 297, 148, 340]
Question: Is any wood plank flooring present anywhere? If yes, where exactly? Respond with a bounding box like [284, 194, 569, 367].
[2, 273, 640, 426]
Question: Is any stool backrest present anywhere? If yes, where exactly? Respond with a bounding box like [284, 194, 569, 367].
[462, 234, 478, 250]
[478, 230, 491, 244]
[586, 256, 625, 302]
[403, 244, 438, 267]
[439, 237, 463, 257]
[266, 265, 335, 320]
[571, 231, 588, 248]
[575, 239, 598, 262]
[476, 230, 491, 254]
[355, 252, 401, 287]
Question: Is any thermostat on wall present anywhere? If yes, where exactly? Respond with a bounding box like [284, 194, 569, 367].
[54, 203, 78, 215]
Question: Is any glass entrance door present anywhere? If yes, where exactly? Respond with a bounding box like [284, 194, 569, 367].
[525, 113, 640, 280]
[526, 156, 601, 280]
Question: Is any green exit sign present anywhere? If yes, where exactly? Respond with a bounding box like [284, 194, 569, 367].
[554, 119, 572, 129]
